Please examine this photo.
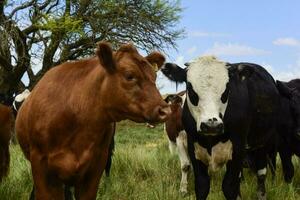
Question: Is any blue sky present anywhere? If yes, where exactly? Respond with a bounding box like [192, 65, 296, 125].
[158, 0, 300, 94]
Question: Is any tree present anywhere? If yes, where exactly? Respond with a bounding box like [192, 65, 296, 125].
[0, 0, 184, 100]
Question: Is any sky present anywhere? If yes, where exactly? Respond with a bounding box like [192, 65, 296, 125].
[157, 0, 300, 94]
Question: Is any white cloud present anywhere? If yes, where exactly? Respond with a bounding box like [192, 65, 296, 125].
[187, 46, 197, 55]
[261, 61, 300, 82]
[273, 37, 300, 47]
[189, 31, 229, 38]
[278, 57, 300, 80]
[279, 56, 300, 81]
[273, 69, 300, 81]
[203, 43, 270, 56]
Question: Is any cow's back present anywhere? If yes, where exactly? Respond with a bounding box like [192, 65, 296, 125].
[286, 79, 300, 90]
[247, 65, 279, 147]
[225, 64, 279, 148]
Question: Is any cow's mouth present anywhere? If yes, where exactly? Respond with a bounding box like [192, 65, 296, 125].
[198, 130, 224, 136]
[198, 132, 220, 136]
[198, 121, 224, 136]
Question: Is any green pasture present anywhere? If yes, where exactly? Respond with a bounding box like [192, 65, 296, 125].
[1, 121, 300, 200]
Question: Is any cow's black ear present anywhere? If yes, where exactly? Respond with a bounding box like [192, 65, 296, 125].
[161, 63, 187, 83]
[226, 64, 236, 79]
[277, 80, 293, 98]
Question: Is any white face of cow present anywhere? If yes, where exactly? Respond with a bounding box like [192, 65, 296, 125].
[186, 56, 229, 134]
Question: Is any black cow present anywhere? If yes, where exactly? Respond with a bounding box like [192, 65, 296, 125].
[161, 56, 280, 200]
[276, 79, 300, 183]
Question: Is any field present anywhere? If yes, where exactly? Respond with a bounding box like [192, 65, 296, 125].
[1, 121, 300, 200]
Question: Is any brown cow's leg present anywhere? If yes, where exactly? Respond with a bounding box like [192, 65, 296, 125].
[74, 151, 108, 200]
[30, 153, 64, 200]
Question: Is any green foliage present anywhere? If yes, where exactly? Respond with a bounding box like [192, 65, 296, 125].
[87, 0, 184, 51]
[3, 121, 300, 199]
[0, 0, 184, 93]
[37, 14, 84, 36]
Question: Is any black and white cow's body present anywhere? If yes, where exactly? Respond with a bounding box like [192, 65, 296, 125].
[276, 79, 300, 183]
[161, 56, 279, 200]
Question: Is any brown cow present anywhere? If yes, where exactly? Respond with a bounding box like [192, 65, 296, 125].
[164, 91, 191, 195]
[0, 103, 13, 182]
[15, 42, 170, 200]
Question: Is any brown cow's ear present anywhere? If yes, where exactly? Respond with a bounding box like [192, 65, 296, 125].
[96, 41, 116, 74]
[146, 52, 166, 72]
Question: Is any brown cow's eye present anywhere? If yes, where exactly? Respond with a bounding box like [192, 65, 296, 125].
[124, 73, 136, 82]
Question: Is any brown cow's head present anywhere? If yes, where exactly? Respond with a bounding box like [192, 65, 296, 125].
[96, 41, 170, 123]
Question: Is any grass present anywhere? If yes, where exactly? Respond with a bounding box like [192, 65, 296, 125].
[1, 121, 300, 199]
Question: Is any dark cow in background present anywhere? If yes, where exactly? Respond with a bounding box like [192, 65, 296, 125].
[236, 78, 300, 183]
[0, 93, 14, 108]
[0, 94, 15, 182]
[276, 79, 300, 183]
[286, 79, 300, 90]
[0, 103, 14, 182]
[104, 124, 115, 177]
[16, 41, 170, 200]
[164, 91, 191, 195]
[161, 56, 280, 200]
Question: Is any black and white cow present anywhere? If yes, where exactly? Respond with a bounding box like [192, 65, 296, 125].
[276, 79, 300, 183]
[164, 92, 191, 195]
[161, 56, 280, 200]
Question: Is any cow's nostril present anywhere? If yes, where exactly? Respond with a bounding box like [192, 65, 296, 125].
[158, 106, 171, 120]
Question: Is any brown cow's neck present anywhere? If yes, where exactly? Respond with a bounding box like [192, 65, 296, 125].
[89, 65, 126, 123]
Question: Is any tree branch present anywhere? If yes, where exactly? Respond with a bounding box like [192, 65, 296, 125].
[7, 0, 35, 19]
[0, 54, 13, 71]
[38, 0, 52, 10]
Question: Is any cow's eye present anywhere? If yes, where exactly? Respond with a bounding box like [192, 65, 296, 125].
[221, 88, 229, 103]
[124, 72, 136, 82]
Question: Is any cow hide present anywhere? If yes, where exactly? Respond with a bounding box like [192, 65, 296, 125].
[194, 140, 233, 172]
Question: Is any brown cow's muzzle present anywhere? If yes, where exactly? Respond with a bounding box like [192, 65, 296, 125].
[148, 104, 171, 123]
